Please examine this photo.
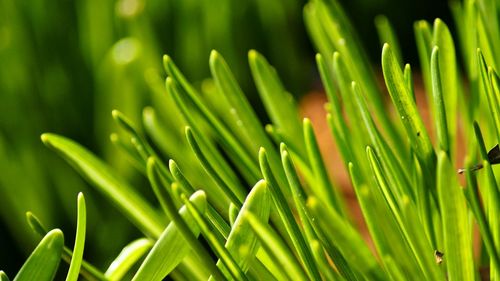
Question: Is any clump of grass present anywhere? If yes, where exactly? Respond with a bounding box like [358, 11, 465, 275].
[4, 0, 500, 280]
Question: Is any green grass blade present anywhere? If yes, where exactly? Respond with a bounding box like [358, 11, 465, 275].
[181, 194, 248, 281]
[0, 271, 9, 281]
[25, 213, 107, 281]
[462, 158, 500, 274]
[309, 240, 340, 281]
[65, 193, 87, 281]
[13, 229, 64, 281]
[474, 122, 500, 279]
[258, 148, 319, 279]
[430, 47, 450, 156]
[41, 133, 164, 238]
[185, 127, 245, 206]
[404, 64, 416, 102]
[437, 151, 475, 281]
[478, 47, 500, 141]
[169, 159, 231, 239]
[248, 50, 304, 155]
[280, 144, 323, 281]
[221, 180, 271, 273]
[244, 213, 308, 281]
[145, 158, 225, 281]
[132, 189, 208, 281]
[209, 51, 289, 194]
[163, 57, 261, 184]
[489, 68, 500, 145]
[306, 196, 384, 280]
[303, 118, 346, 216]
[432, 19, 459, 158]
[381, 43, 435, 183]
[105, 238, 153, 281]
[375, 15, 403, 67]
[414, 20, 434, 100]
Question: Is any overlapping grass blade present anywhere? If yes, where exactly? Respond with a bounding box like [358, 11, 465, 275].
[258, 148, 319, 279]
[144, 157, 224, 281]
[0, 271, 9, 281]
[65, 193, 87, 281]
[218, 180, 271, 274]
[244, 213, 308, 281]
[104, 238, 153, 281]
[375, 15, 403, 66]
[306, 196, 384, 280]
[437, 151, 474, 281]
[25, 213, 107, 281]
[13, 229, 64, 281]
[248, 50, 304, 156]
[430, 47, 450, 156]
[280, 144, 323, 281]
[181, 194, 248, 281]
[303, 118, 346, 216]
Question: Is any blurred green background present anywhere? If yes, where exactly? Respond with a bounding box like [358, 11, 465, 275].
[0, 0, 451, 276]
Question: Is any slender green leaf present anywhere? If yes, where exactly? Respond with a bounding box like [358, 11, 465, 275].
[181, 194, 248, 281]
[280, 144, 323, 281]
[105, 239, 153, 281]
[244, 213, 308, 281]
[221, 180, 271, 273]
[307, 196, 384, 280]
[381, 43, 436, 185]
[375, 15, 403, 66]
[66, 193, 87, 281]
[248, 50, 304, 155]
[132, 190, 207, 281]
[25, 213, 107, 281]
[144, 157, 225, 281]
[303, 118, 346, 216]
[0, 271, 9, 281]
[437, 151, 474, 281]
[258, 148, 318, 279]
[14, 229, 64, 281]
[430, 47, 450, 155]
[185, 126, 244, 206]
[41, 133, 164, 238]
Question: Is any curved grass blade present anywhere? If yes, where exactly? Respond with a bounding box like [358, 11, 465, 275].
[375, 15, 403, 67]
[258, 148, 319, 279]
[209, 51, 289, 194]
[248, 50, 304, 156]
[0, 271, 9, 281]
[181, 194, 248, 281]
[437, 151, 474, 281]
[41, 133, 163, 238]
[163, 57, 261, 184]
[220, 180, 271, 274]
[244, 213, 308, 281]
[104, 239, 153, 281]
[143, 158, 225, 281]
[185, 127, 244, 206]
[132, 189, 208, 281]
[280, 144, 323, 281]
[25, 213, 107, 281]
[306, 196, 384, 280]
[474, 122, 500, 279]
[303, 118, 346, 216]
[65, 193, 87, 281]
[430, 47, 450, 156]
[432, 19, 459, 156]
[462, 157, 500, 274]
[381, 43, 435, 185]
[404, 64, 416, 102]
[14, 229, 64, 281]
[169, 159, 231, 238]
